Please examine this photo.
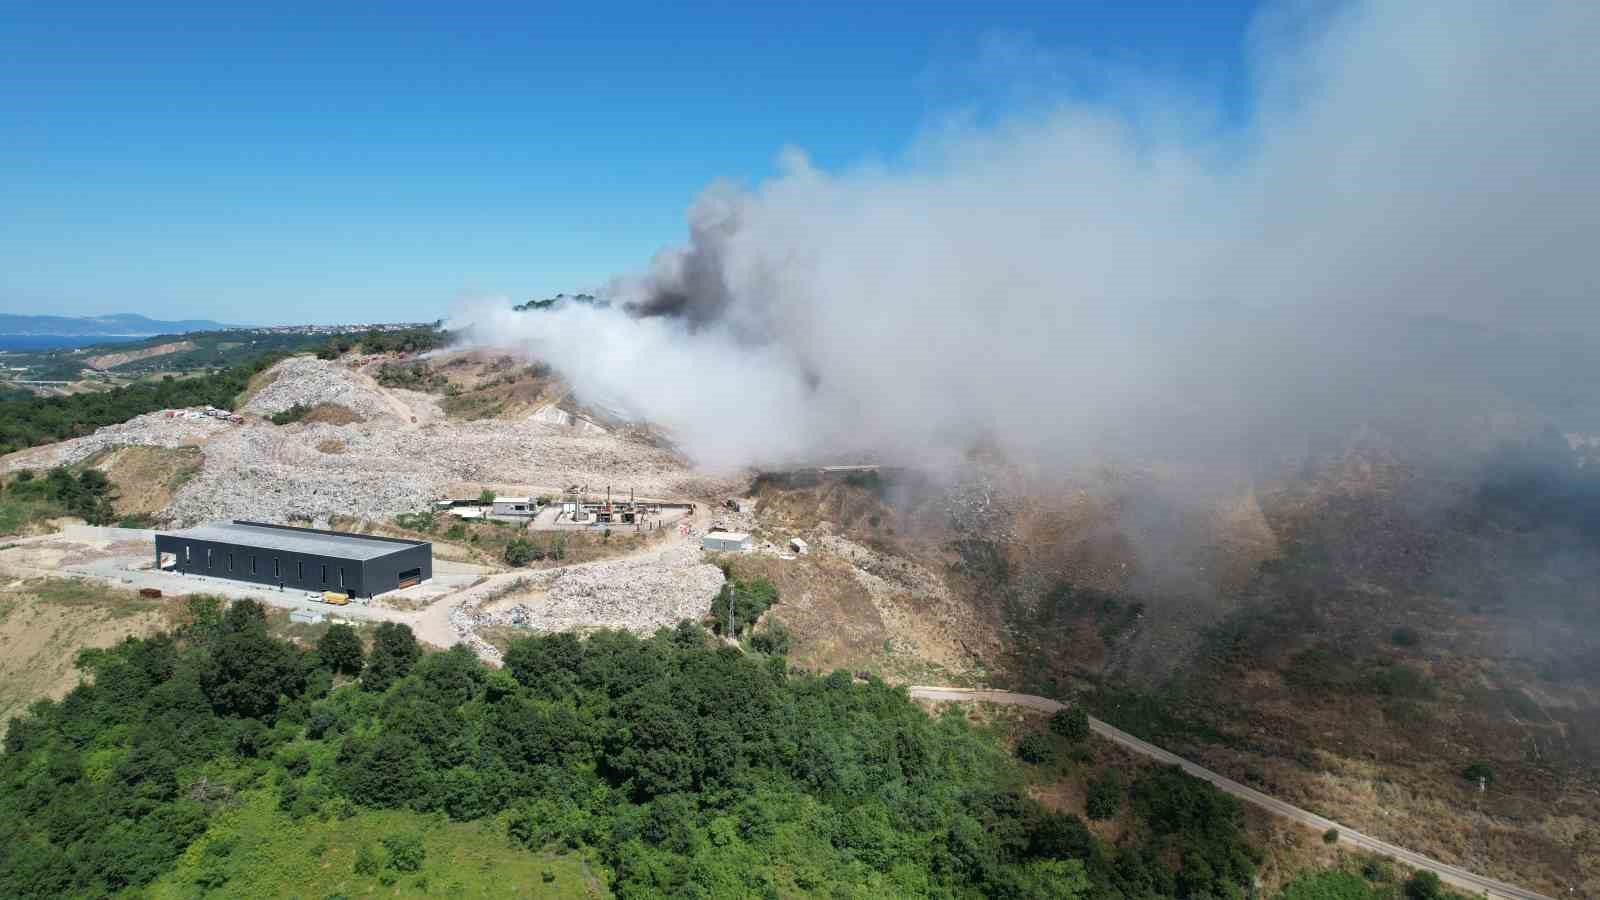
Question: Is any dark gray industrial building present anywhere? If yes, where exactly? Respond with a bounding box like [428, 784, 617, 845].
[153, 520, 431, 598]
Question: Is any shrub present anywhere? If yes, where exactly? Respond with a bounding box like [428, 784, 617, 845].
[1361, 857, 1393, 881]
[1015, 732, 1055, 765]
[1390, 626, 1420, 647]
[710, 575, 779, 637]
[504, 538, 534, 567]
[353, 844, 381, 876]
[750, 619, 792, 656]
[382, 832, 425, 873]
[270, 403, 313, 425]
[1404, 870, 1443, 899]
[5, 465, 119, 525]
[279, 746, 312, 778]
[1366, 662, 1437, 699]
[1050, 706, 1090, 741]
[1085, 770, 1123, 820]
[1461, 761, 1495, 785]
[395, 511, 435, 532]
[375, 362, 448, 392]
[1322, 827, 1339, 844]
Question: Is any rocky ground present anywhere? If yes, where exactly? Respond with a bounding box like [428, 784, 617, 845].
[3, 356, 732, 525]
[241, 355, 387, 419]
[474, 539, 725, 639]
[0, 411, 232, 473]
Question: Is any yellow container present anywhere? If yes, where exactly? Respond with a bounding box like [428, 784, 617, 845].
[322, 592, 349, 605]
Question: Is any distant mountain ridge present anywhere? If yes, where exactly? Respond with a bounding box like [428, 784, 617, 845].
[0, 313, 230, 336]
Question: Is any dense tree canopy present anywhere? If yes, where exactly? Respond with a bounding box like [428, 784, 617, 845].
[362, 621, 420, 692]
[0, 596, 1265, 898]
[315, 623, 364, 677]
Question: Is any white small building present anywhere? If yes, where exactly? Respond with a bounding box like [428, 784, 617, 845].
[789, 537, 809, 555]
[702, 532, 753, 552]
[290, 608, 325, 625]
[492, 497, 536, 516]
[447, 507, 485, 519]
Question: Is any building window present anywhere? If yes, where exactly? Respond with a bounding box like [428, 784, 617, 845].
[339, 568, 345, 588]
[321, 564, 327, 583]
[274, 558, 280, 578]
[228, 553, 233, 572]
[206, 548, 213, 569]
[250, 556, 257, 575]
[298, 561, 304, 581]
[184, 545, 191, 563]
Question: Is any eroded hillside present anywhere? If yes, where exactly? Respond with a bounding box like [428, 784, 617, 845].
[741, 447, 1600, 896]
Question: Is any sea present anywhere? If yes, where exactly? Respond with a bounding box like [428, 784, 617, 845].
[0, 335, 147, 352]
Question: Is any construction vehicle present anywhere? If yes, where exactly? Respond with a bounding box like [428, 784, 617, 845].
[322, 591, 349, 605]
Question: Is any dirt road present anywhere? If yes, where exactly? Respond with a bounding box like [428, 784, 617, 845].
[907, 687, 1555, 900]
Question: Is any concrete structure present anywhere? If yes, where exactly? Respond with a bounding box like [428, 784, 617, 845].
[154, 520, 431, 599]
[491, 497, 537, 516]
[702, 532, 752, 552]
[289, 608, 325, 625]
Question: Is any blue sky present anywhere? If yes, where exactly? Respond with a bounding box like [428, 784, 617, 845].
[1, 1, 1259, 325]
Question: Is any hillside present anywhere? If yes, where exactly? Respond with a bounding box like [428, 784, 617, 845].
[741, 447, 1600, 896]
[0, 337, 1584, 897]
[0, 599, 1288, 899]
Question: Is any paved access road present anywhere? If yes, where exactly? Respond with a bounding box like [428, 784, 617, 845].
[908, 687, 1554, 900]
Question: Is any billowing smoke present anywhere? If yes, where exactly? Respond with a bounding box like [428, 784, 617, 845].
[463, 0, 1600, 474]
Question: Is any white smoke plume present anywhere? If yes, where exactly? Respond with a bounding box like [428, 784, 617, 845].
[462, 0, 1600, 473]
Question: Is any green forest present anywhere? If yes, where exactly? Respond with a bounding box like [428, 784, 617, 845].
[0, 597, 1275, 899]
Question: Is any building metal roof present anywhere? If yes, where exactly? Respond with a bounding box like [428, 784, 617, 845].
[156, 520, 425, 561]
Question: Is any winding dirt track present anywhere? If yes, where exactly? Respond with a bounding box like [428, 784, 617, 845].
[907, 687, 1553, 900]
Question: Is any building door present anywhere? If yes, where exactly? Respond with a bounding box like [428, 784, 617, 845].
[397, 568, 422, 589]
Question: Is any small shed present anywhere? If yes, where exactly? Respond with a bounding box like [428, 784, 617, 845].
[290, 608, 324, 625]
[789, 537, 809, 555]
[492, 497, 536, 516]
[702, 532, 752, 552]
